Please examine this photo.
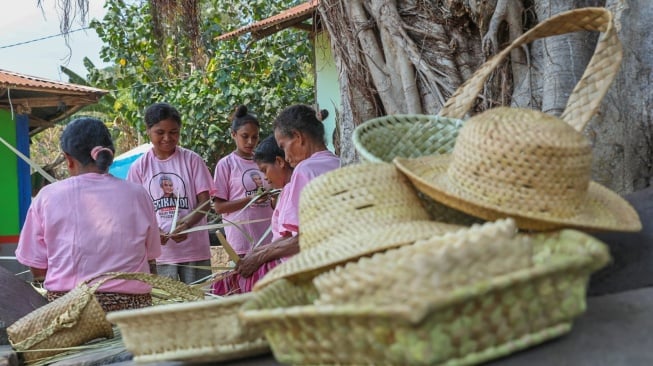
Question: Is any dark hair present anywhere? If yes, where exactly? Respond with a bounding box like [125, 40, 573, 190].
[231, 105, 260, 132]
[318, 109, 329, 121]
[273, 104, 325, 145]
[60, 117, 115, 172]
[253, 135, 285, 164]
[144, 102, 182, 128]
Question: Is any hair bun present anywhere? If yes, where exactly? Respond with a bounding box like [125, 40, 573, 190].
[235, 105, 248, 118]
[319, 109, 329, 121]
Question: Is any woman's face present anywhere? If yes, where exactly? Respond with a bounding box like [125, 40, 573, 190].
[232, 122, 260, 157]
[257, 157, 289, 189]
[147, 118, 180, 158]
[274, 129, 304, 168]
[161, 179, 174, 195]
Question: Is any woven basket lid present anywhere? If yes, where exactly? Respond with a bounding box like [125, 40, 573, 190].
[352, 114, 463, 163]
[254, 220, 461, 290]
[394, 107, 641, 232]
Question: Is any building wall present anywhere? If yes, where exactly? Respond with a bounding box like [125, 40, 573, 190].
[314, 31, 341, 153]
[0, 109, 22, 242]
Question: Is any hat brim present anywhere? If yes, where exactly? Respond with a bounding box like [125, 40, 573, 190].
[253, 220, 461, 290]
[393, 155, 641, 232]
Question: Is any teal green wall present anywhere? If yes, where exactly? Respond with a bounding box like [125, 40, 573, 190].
[314, 31, 340, 152]
[0, 109, 20, 237]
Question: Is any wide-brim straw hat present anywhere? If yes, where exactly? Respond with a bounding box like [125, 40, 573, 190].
[254, 162, 461, 290]
[394, 108, 641, 232]
[394, 7, 640, 232]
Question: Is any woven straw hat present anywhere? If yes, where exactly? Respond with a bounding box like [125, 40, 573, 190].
[298, 162, 431, 251]
[394, 108, 641, 232]
[393, 7, 640, 232]
[253, 162, 461, 290]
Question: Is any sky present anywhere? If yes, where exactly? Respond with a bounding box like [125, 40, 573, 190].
[0, 1, 109, 82]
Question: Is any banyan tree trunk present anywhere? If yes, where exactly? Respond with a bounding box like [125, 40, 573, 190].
[323, 0, 653, 195]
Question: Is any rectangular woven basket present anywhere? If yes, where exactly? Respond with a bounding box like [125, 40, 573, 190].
[107, 293, 269, 363]
[240, 230, 610, 365]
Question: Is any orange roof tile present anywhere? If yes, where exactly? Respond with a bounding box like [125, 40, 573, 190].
[217, 0, 319, 41]
[0, 69, 107, 95]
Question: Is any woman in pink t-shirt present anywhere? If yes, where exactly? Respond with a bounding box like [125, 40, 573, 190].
[213, 105, 273, 256]
[127, 103, 213, 284]
[212, 135, 293, 295]
[16, 118, 161, 312]
[235, 104, 340, 280]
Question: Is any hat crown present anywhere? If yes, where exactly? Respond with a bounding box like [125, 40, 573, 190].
[299, 163, 431, 250]
[448, 107, 592, 218]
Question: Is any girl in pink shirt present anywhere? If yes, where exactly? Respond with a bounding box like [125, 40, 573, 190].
[127, 103, 213, 284]
[16, 117, 161, 312]
[236, 104, 340, 280]
[213, 105, 273, 256]
[212, 135, 293, 295]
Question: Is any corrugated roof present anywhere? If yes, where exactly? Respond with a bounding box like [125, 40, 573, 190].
[0, 69, 106, 94]
[217, 0, 320, 41]
[0, 69, 108, 135]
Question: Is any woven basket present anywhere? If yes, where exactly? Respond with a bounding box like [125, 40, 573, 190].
[107, 293, 270, 363]
[313, 219, 532, 306]
[353, 114, 462, 163]
[240, 229, 610, 365]
[7, 272, 203, 363]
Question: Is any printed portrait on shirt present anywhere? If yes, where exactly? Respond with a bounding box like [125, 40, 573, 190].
[148, 172, 190, 219]
[242, 168, 269, 206]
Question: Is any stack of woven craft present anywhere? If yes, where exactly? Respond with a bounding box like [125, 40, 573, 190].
[236, 7, 642, 366]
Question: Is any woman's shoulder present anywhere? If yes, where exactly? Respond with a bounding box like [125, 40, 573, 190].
[297, 150, 340, 172]
[176, 146, 204, 159]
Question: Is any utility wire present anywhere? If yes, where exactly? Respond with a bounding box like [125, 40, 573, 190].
[0, 27, 91, 49]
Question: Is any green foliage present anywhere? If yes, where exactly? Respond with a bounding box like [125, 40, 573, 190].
[87, 0, 314, 168]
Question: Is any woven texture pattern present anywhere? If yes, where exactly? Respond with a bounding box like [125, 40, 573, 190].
[298, 162, 431, 251]
[394, 7, 641, 232]
[352, 115, 482, 226]
[254, 220, 461, 290]
[255, 162, 444, 290]
[313, 219, 531, 306]
[8, 284, 113, 362]
[240, 229, 610, 365]
[353, 114, 462, 163]
[107, 293, 270, 363]
[7, 272, 204, 363]
[394, 113, 640, 230]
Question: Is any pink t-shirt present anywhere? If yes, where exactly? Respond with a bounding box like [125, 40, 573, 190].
[270, 185, 291, 242]
[213, 152, 273, 254]
[279, 150, 340, 235]
[127, 146, 213, 264]
[16, 173, 161, 293]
